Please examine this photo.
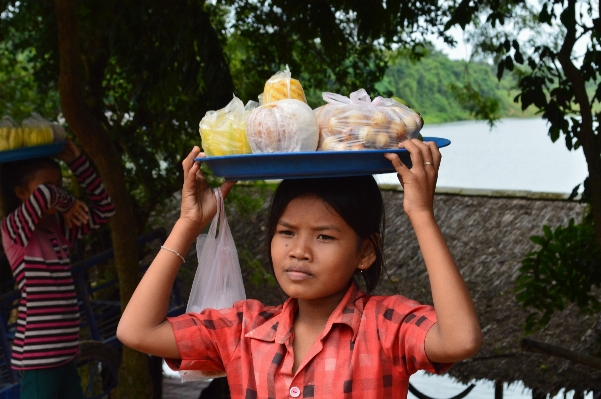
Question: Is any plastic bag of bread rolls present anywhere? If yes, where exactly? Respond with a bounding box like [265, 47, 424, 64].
[246, 99, 319, 153]
[314, 89, 423, 151]
[260, 66, 307, 105]
[199, 95, 253, 156]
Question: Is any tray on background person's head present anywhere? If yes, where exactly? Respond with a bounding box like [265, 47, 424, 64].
[0, 142, 65, 163]
[197, 137, 450, 181]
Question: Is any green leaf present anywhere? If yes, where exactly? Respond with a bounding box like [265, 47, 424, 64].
[549, 125, 560, 142]
[530, 235, 546, 246]
[538, 4, 552, 24]
[504, 56, 514, 71]
[514, 50, 524, 64]
[497, 61, 505, 80]
[542, 225, 553, 239]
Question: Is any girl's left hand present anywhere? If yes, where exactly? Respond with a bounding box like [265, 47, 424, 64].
[384, 139, 441, 218]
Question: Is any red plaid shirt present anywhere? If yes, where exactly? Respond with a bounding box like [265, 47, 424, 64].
[166, 283, 451, 398]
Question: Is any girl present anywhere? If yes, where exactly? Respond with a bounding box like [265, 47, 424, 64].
[0, 141, 115, 399]
[117, 140, 481, 398]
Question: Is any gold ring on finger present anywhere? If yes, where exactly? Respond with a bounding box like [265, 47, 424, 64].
[424, 161, 434, 166]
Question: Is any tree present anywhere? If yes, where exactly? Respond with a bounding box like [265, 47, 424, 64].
[0, 44, 60, 121]
[1, 0, 459, 396]
[446, 0, 600, 246]
[217, 0, 456, 107]
[442, 0, 600, 330]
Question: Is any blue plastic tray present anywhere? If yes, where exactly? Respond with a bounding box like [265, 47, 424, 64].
[0, 142, 65, 163]
[197, 137, 450, 180]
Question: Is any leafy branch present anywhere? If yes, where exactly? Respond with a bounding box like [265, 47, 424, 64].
[515, 218, 601, 333]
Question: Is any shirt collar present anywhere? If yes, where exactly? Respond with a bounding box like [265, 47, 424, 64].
[245, 283, 368, 344]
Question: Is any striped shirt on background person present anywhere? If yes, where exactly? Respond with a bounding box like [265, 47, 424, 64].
[1, 154, 115, 370]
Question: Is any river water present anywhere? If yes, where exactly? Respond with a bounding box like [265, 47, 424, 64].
[375, 118, 588, 195]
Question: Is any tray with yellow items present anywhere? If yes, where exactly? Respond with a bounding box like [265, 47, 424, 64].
[1, 114, 67, 162]
[197, 137, 450, 181]
[0, 142, 65, 163]
[0, 141, 65, 163]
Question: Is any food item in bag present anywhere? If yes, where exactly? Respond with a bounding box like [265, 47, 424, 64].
[21, 116, 54, 147]
[0, 114, 60, 152]
[0, 127, 24, 151]
[199, 96, 253, 156]
[50, 123, 67, 142]
[261, 66, 307, 105]
[0, 117, 21, 151]
[21, 114, 55, 147]
[22, 113, 59, 147]
[246, 99, 318, 153]
[315, 89, 423, 151]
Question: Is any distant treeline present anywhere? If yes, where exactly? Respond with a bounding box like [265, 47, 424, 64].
[376, 51, 537, 125]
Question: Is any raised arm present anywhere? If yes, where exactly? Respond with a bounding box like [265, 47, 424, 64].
[55, 143, 115, 241]
[116, 147, 236, 359]
[385, 140, 482, 363]
[2, 184, 75, 247]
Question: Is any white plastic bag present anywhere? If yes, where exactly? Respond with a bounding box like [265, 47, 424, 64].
[199, 95, 253, 157]
[180, 188, 246, 382]
[245, 99, 319, 153]
[314, 89, 423, 151]
[260, 65, 307, 105]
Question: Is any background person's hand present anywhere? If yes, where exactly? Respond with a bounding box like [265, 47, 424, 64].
[62, 200, 90, 228]
[384, 139, 441, 218]
[55, 140, 81, 164]
[179, 147, 236, 235]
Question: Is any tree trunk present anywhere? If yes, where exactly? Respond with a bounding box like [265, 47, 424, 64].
[557, 0, 601, 250]
[53, 0, 152, 397]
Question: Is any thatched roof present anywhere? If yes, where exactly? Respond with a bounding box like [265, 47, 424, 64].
[152, 183, 596, 395]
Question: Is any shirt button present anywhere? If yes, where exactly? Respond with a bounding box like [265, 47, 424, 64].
[290, 386, 301, 397]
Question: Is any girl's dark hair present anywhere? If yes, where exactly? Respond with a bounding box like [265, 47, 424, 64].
[266, 175, 385, 293]
[0, 157, 61, 217]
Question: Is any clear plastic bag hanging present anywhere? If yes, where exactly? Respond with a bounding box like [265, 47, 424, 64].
[180, 188, 246, 382]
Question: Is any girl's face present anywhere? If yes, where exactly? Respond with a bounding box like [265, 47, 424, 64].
[15, 166, 62, 213]
[271, 195, 375, 302]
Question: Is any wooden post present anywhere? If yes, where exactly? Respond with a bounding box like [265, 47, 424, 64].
[532, 389, 546, 399]
[495, 381, 503, 399]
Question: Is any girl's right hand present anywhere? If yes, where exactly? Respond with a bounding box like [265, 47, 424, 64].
[62, 200, 90, 228]
[55, 140, 81, 164]
[180, 147, 236, 235]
